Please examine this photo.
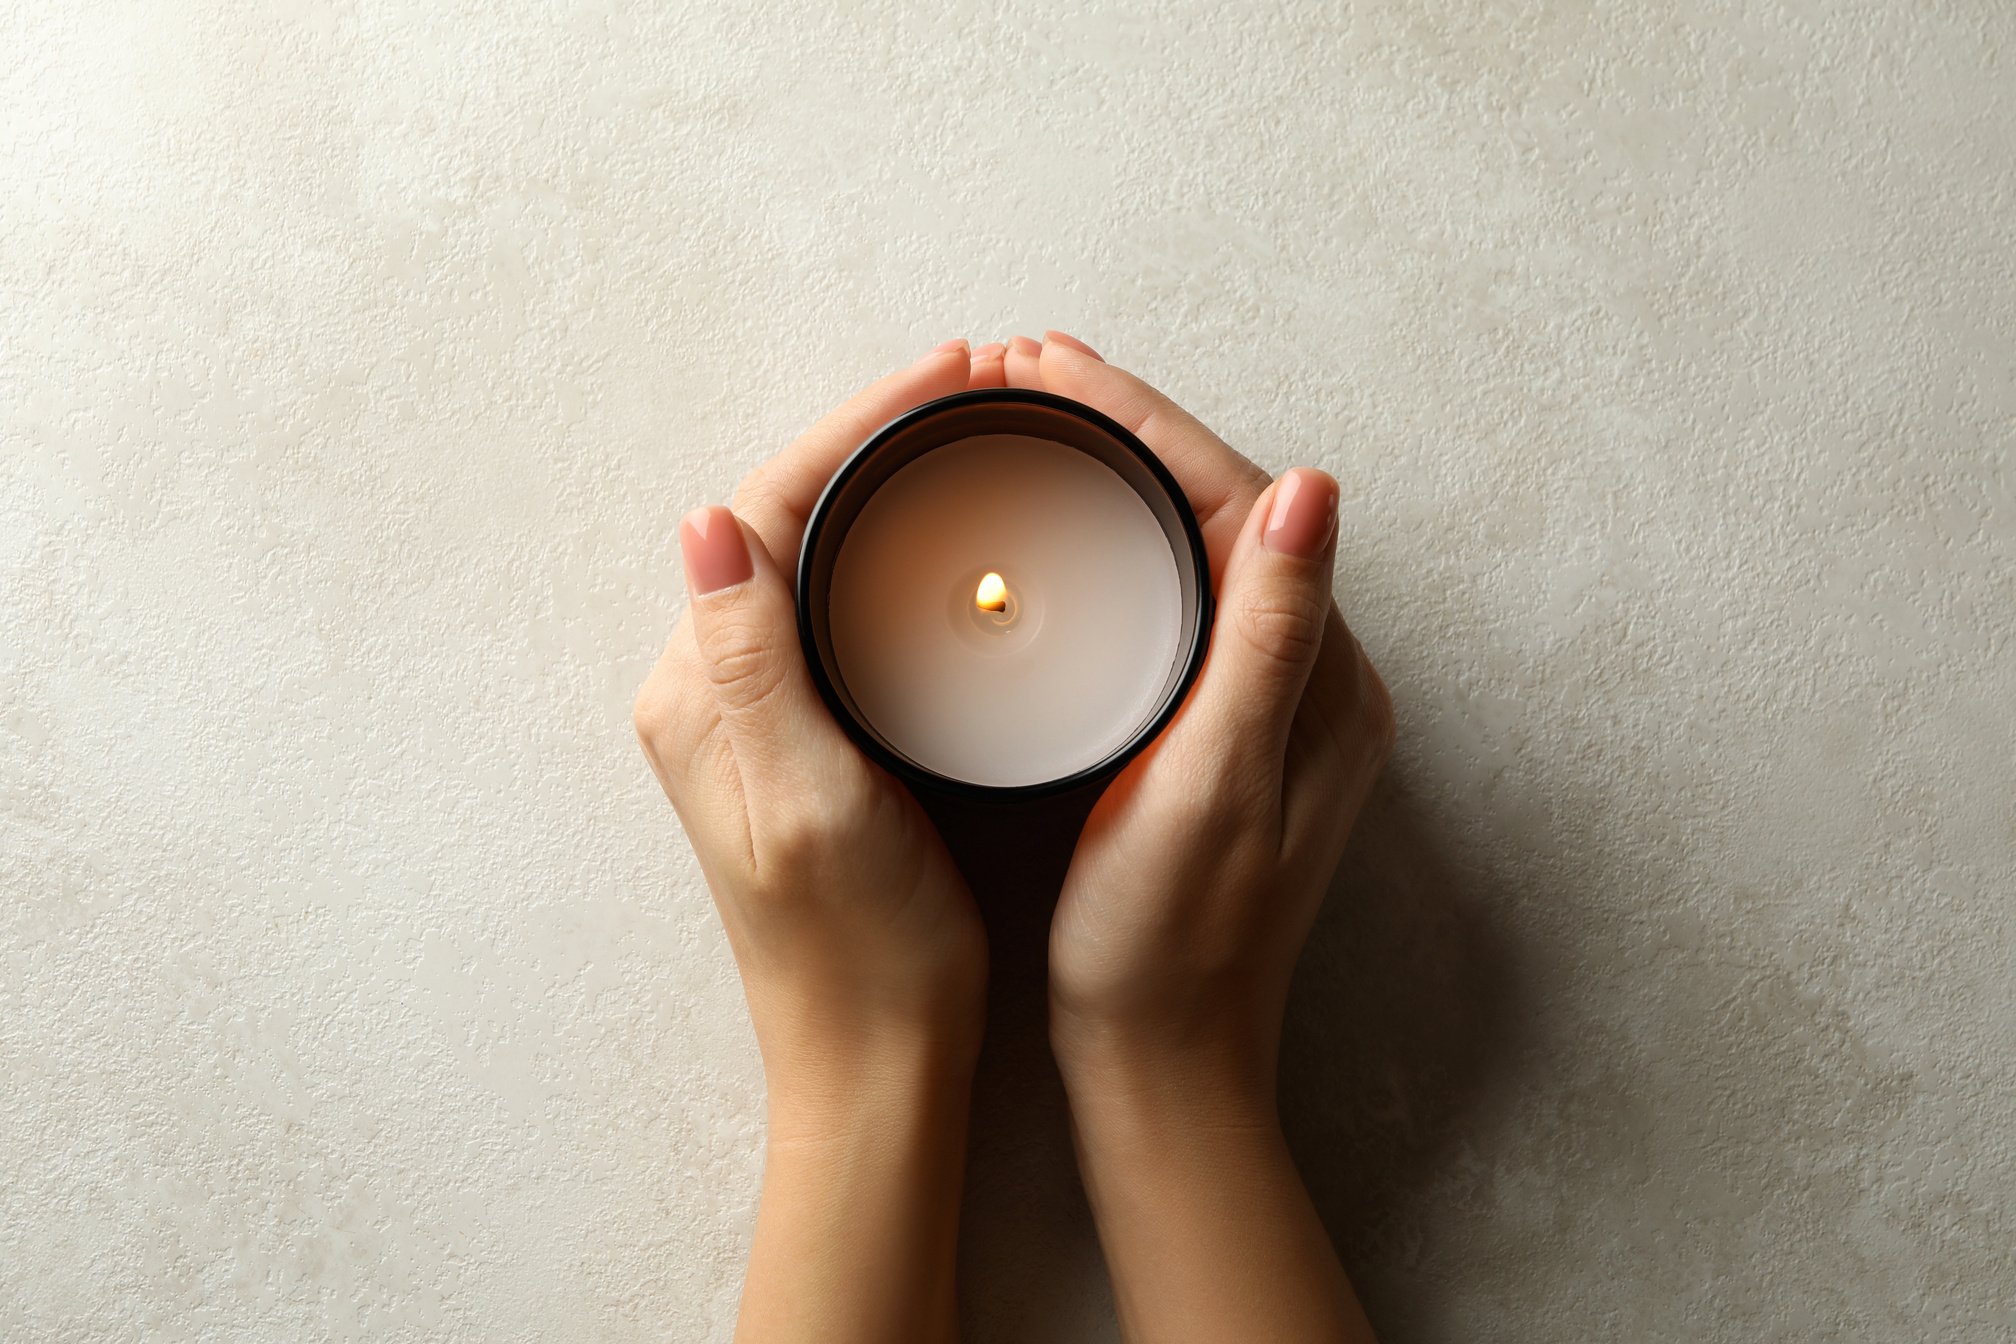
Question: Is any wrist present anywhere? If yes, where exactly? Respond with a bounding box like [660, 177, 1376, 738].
[762, 1022, 979, 1150]
[754, 979, 983, 1139]
[1051, 1010, 1281, 1136]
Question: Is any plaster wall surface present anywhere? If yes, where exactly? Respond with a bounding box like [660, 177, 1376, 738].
[3, 2, 2012, 1339]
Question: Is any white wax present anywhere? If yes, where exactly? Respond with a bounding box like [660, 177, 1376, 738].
[827, 434, 1183, 788]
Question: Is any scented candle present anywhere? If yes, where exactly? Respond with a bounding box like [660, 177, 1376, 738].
[798, 390, 1212, 798]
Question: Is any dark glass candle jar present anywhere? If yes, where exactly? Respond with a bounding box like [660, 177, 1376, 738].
[797, 388, 1213, 802]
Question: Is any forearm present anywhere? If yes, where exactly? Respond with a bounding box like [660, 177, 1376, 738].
[1059, 1042, 1375, 1344]
[736, 1028, 976, 1344]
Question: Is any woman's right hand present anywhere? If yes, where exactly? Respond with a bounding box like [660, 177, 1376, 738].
[632, 342, 1004, 1344]
[632, 344, 992, 1091]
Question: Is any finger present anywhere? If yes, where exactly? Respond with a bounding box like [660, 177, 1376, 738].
[1042, 328, 1102, 361]
[679, 504, 856, 800]
[1034, 340, 1271, 576]
[732, 340, 973, 563]
[1170, 468, 1340, 787]
[967, 341, 1008, 389]
[1004, 334, 1044, 388]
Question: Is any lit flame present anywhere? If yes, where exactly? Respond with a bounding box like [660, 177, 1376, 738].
[975, 571, 1009, 613]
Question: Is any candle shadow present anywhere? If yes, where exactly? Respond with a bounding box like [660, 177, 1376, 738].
[1278, 770, 1527, 1338]
[926, 768, 1525, 1342]
[924, 787, 1112, 1343]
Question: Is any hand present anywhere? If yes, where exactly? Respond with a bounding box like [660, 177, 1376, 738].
[1004, 333, 1393, 1343]
[633, 341, 990, 1089]
[632, 341, 992, 1343]
[1008, 335, 1396, 1104]
[1052, 462, 1393, 1091]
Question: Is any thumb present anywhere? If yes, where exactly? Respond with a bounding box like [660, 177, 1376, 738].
[679, 504, 852, 791]
[1178, 468, 1340, 775]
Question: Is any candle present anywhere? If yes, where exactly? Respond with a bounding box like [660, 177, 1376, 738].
[827, 433, 1182, 787]
[798, 390, 1212, 797]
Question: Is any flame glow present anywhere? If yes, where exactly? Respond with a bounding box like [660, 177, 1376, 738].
[975, 571, 1009, 613]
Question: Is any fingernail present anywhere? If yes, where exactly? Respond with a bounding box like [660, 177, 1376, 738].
[1263, 469, 1339, 558]
[914, 338, 968, 364]
[1044, 330, 1104, 361]
[1007, 335, 1042, 358]
[972, 341, 1008, 360]
[680, 506, 753, 594]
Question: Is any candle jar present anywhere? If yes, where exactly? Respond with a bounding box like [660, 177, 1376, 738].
[797, 388, 1214, 801]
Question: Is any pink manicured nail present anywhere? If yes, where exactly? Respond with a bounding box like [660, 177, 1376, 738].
[680, 506, 753, 595]
[1044, 329, 1104, 361]
[1263, 469, 1339, 558]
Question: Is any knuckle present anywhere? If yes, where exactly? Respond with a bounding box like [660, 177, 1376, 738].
[768, 805, 834, 872]
[755, 785, 866, 889]
[631, 678, 669, 748]
[731, 466, 793, 532]
[1232, 584, 1327, 672]
[634, 676, 713, 772]
[1231, 459, 1272, 508]
[634, 626, 707, 749]
[1302, 643, 1397, 770]
[632, 672, 693, 758]
[696, 603, 789, 714]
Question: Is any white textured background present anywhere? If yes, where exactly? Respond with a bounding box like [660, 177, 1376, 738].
[4, 2, 2013, 1340]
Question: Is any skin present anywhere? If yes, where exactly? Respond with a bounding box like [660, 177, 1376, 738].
[634, 333, 1394, 1343]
